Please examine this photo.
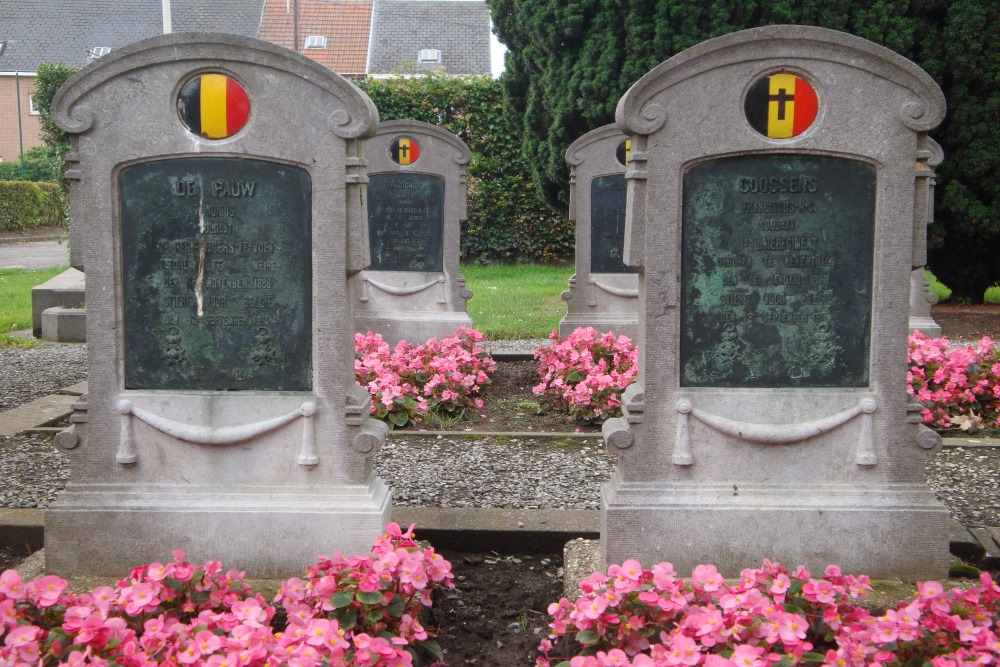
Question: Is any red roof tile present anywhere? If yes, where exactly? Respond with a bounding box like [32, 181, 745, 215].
[259, 0, 372, 77]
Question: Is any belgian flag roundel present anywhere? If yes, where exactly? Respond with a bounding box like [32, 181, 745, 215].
[744, 73, 818, 139]
[615, 138, 631, 167]
[177, 73, 250, 139]
[389, 137, 420, 165]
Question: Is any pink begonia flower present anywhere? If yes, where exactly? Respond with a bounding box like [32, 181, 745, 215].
[692, 564, 723, 592]
[667, 634, 702, 666]
[597, 648, 631, 666]
[0, 570, 25, 600]
[704, 655, 737, 667]
[28, 574, 67, 607]
[775, 612, 808, 645]
[769, 573, 791, 596]
[652, 562, 678, 590]
[576, 593, 609, 620]
[731, 643, 765, 667]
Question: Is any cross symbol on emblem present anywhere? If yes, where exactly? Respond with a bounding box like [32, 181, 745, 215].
[769, 87, 794, 120]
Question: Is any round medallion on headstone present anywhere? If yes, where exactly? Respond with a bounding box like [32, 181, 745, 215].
[744, 73, 818, 139]
[177, 73, 250, 140]
[615, 138, 631, 166]
[389, 137, 420, 165]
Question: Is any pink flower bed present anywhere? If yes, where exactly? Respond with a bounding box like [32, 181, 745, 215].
[538, 559, 1000, 667]
[355, 327, 495, 428]
[533, 328, 638, 423]
[0, 523, 452, 667]
[908, 332, 1000, 430]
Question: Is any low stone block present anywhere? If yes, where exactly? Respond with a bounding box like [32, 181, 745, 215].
[31, 268, 84, 337]
[41, 307, 86, 343]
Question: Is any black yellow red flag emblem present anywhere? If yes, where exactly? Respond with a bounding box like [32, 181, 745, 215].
[744, 73, 818, 139]
[616, 138, 631, 166]
[177, 73, 250, 139]
[389, 137, 420, 165]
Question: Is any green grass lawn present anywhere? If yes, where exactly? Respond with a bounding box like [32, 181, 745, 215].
[0, 264, 990, 349]
[0, 265, 68, 345]
[461, 264, 573, 339]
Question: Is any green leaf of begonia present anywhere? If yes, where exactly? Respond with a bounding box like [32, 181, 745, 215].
[801, 652, 825, 665]
[575, 628, 599, 645]
[366, 609, 384, 625]
[385, 595, 405, 617]
[334, 608, 357, 629]
[357, 591, 383, 605]
[418, 639, 444, 661]
[331, 591, 355, 609]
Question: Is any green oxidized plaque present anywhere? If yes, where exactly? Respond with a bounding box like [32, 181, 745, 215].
[121, 157, 312, 391]
[680, 154, 875, 388]
[367, 172, 444, 272]
[590, 174, 635, 274]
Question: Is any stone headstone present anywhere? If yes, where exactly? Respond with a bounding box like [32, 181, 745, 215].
[559, 125, 638, 339]
[46, 33, 390, 577]
[910, 138, 943, 338]
[602, 25, 949, 578]
[354, 120, 473, 345]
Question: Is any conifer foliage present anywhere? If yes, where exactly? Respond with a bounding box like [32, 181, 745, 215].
[490, 0, 1000, 301]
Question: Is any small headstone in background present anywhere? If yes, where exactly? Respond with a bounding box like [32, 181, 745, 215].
[559, 125, 638, 339]
[603, 25, 950, 579]
[46, 33, 389, 577]
[354, 120, 473, 345]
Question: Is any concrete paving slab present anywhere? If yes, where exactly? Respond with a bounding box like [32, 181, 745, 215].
[58, 381, 88, 395]
[0, 240, 69, 270]
[0, 393, 77, 435]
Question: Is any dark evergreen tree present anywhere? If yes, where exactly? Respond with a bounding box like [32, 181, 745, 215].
[491, 0, 1000, 301]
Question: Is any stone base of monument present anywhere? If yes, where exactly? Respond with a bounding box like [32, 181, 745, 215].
[601, 473, 951, 580]
[31, 268, 85, 338]
[910, 315, 943, 339]
[41, 307, 86, 343]
[558, 312, 638, 341]
[559, 273, 639, 340]
[44, 477, 390, 578]
[356, 311, 475, 347]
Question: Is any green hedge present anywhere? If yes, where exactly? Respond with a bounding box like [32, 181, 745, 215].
[0, 181, 68, 232]
[356, 74, 573, 264]
[0, 146, 63, 183]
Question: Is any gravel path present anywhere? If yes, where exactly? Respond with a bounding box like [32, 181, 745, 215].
[1, 344, 998, 529]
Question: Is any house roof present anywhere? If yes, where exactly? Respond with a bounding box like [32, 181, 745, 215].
[258, 0, 373, 77]
[367, 0, 490, 75]
[0, 0, 266, 72]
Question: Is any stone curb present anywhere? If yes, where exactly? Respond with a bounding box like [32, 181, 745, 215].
[0, 233, 64, 246]
[4, 506, 999, 565]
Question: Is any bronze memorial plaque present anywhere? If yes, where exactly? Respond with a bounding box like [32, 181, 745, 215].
[121, 157, 312, 391]
[680, 154, 875, 388]
[590, 174, 634, 274]
[367, 172, 444, 272]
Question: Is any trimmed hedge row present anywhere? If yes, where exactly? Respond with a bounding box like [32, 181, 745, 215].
[0, 181, 67, 232]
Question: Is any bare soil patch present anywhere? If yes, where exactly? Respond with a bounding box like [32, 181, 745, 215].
[931, 303, 1000, 341]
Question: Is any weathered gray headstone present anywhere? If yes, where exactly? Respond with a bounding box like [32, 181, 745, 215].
[559, 125, 638, 339]
[910, 138, 943, 338]
[46, 33, 390, 577]
[353, 120, 473, 345]
[603, 25, 949, 578]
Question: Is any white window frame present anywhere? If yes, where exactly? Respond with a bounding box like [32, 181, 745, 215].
[28, 93, 39, 115]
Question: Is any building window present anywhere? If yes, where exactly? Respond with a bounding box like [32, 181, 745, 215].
[304, 36, 327, 49]
[29, 94, 40, 116]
